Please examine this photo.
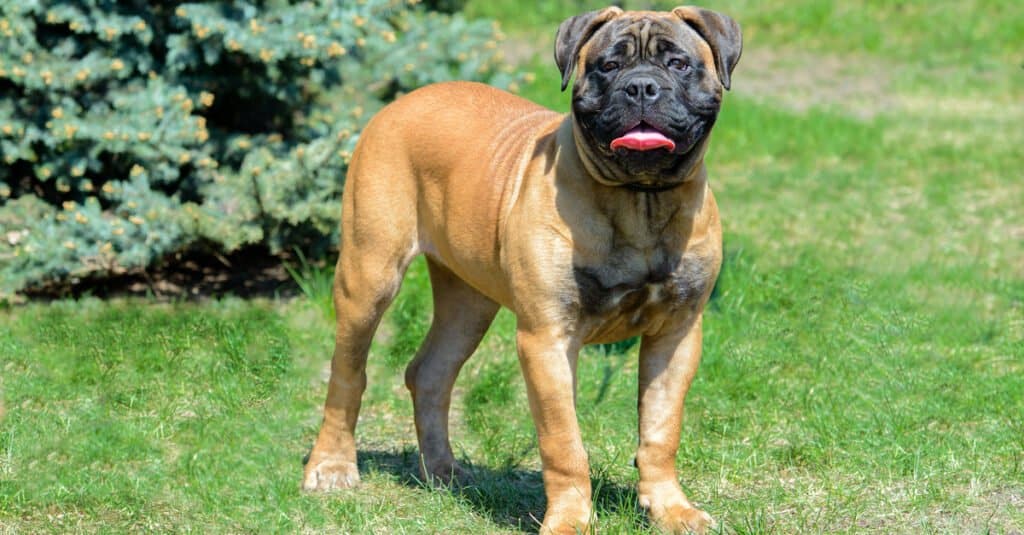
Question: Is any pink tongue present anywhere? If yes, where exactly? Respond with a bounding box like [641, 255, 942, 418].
[610, 126, 676, 152]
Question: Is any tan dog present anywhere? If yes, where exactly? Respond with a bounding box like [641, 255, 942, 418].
[303, 6, 741, 534]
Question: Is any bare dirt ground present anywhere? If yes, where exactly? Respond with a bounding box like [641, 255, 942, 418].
[21, 246, 302, 302]
[732, 45, 1024, 130]
[730, 47, 897, 119]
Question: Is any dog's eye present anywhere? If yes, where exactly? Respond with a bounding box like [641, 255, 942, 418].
[667, 58, 690, 71]
[600, 61, 620, 73]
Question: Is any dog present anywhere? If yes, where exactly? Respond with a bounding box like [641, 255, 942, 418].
[302, 6, 741, 534]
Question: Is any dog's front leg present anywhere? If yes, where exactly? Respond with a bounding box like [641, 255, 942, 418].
[636, 316, 714, 534]
[516, 327, 591, 534]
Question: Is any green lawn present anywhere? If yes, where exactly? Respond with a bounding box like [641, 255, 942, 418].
[2, 1, 1023, 533]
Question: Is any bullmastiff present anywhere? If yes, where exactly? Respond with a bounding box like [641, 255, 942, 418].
[303, 6, 741, 534]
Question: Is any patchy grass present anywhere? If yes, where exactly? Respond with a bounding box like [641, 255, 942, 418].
[2, 1, 1023, 533]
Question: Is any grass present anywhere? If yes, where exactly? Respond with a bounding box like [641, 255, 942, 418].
[2, 1, 1023, 533]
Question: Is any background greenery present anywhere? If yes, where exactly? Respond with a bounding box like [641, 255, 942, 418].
[0, 0, 522, 301]
[2, 0, 1022, 533]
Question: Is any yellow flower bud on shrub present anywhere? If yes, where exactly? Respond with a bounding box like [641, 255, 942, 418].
[327, 42, 347, 57]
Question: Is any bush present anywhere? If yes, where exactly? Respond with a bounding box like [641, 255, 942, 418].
[0, 0, 523, 301]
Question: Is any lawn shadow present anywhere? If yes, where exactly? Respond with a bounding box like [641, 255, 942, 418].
[355, 448, 649, 533]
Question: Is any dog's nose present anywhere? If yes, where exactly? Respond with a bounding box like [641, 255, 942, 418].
[624, 77, 660, 103]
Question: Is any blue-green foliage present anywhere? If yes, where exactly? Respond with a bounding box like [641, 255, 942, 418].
[0, 0, 523, 300]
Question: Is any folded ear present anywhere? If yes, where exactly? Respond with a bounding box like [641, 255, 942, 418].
[554, 7, 623, 91]
[672, 6, 743, 90]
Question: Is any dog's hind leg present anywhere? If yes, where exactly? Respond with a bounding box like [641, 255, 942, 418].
[404, 258, 499, 485]
[303, 153, 419, 492]
[302, 244, 414, 491]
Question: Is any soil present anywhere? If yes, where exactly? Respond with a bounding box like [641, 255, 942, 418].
[19, 246, 307, 302]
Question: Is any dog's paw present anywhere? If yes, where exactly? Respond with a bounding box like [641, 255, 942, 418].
[638, 482, 714, 534]
[421, 459, 474, 488]
[538, 501, 592, 535]
[648, 504, 714, 534]
[302, 457, 360, 492]
[538, 517, 591, 535]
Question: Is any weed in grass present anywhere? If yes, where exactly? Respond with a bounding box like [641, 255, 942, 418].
[382, 258, 434, 371]
[284, 248, 336, 321]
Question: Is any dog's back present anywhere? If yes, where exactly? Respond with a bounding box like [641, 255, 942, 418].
[343, 81, 562, 305]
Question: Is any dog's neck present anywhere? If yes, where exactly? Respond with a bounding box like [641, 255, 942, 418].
[554, 117, 709, 246]
[564, 118, 706, 200]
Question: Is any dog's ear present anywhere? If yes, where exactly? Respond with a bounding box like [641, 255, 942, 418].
[672, 6, 742, 90]
[554, 7, 623, 92]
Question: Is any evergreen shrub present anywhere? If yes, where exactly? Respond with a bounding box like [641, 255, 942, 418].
[0, 0, 523, 301]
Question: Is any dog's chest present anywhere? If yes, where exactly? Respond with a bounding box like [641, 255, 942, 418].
[571, 249, 713, 336]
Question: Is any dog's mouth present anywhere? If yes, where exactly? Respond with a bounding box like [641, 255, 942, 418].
[610, 122, 676, 152]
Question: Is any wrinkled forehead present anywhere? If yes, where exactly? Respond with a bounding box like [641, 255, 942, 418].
[584, 14, 712, 63]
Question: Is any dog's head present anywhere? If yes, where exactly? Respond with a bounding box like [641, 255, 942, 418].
[556, 6, 741, 189]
